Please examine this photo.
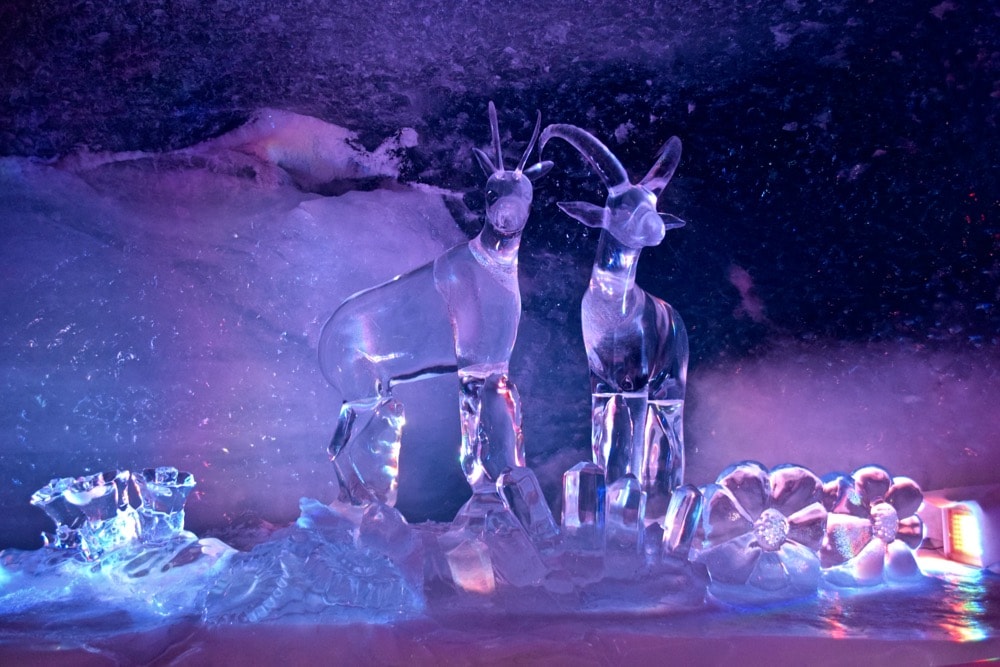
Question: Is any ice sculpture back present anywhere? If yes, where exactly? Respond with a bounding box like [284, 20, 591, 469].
[319, 102, 553, 511]
[541, 124, 689, 527]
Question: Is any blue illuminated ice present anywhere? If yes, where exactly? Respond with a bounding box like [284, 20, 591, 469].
[319, 103, 554, 528]
[540, 124, 688, 527]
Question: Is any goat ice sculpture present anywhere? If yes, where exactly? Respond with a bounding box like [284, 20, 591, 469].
[540, 125, 689, 527]
[319, 103, 553, 513]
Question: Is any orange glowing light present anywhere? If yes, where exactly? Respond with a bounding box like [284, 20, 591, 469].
[946, 504, 983, 568]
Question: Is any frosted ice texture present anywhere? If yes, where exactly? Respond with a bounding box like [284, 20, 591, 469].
[694, 462, 827, 601]
[820, 465, 925, 586]
[319, 102, 554, 520]
[540, 124, 688, 526]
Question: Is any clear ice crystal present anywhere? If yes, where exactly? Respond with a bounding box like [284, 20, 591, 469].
[661, 484, 702, 560]
[318, 102, 552, 507]
[606, 474, 646, 552]
[498, 466, 558, 542]
[541, 124, 688, 522]
[445, 493, 547, 588]
[561, 461, 606, 549]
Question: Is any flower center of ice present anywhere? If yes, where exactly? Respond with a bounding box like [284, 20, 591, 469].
[870, 501, 899, 542]
[753, 508, 789, 551]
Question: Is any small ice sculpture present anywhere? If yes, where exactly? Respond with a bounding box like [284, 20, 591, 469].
[134, 466, 197, 541]
[606, 474, 646, 552]
[540, 124, 688, 526]
[820, 465, 925, 587]
[661, 484, 703, 561]
[34, 470, 141, 560]
[29, 468, 198, 560]
[319, 103, 554, 520]
[693, 462, 827, 602]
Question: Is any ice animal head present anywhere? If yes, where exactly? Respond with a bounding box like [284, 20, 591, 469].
[539, 124, 685, 249]
[472, 102, 553, 236]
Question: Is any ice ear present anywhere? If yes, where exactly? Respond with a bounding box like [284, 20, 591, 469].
[661, 212, 686, 230]
[522, 160, 554, 182]
[557, 201, 608, 229]
[640, 136, 682, 197]
[473, 147, 497, 176]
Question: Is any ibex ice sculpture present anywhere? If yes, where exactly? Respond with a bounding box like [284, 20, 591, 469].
[319, 103, 553, 513]
[541, 124, 689, 526]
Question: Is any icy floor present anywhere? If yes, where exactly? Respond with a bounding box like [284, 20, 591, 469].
[0, 550, 997, 666]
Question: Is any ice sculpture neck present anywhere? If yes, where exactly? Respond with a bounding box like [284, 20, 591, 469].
[319, 103, 555, 532]
[590, 231, 642, 315]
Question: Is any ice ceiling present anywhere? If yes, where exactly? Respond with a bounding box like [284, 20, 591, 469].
[1, 0, 998, 550]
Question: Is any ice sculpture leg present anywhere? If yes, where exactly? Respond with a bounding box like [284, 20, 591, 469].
[459, 370, 524, 493]
[592, 392, 647, 484]
[643, 399, 685, 521]
[329, 396, 404, 507]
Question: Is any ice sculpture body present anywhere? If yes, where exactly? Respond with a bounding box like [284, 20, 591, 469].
[319, 103, 553, 510]
[540, 124, 689, 524]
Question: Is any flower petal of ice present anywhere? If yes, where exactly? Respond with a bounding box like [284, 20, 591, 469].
[770, 465, 823, 518]
[853, 465, 892, 505]
[821, 513, 872, 567]
[702, 484, 753, 546]
[778, 540, 822, 590]
[748, 550, 789, 591]
[885, 476, 923, 519]
[786, 501, 828, 552]
[717, 461, 770, 520]
[896, 514, 924, 550]
[698, 532, 760, 585]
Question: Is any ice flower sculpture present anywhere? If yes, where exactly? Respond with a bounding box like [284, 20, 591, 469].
[539, 124, 688, 530]
[319, 103, 554, 533]
[820, 465, 924, 587]
[694, 462, 827, 601]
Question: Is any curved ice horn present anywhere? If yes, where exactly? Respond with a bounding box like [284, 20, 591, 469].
[516, 110, 543, 174]
[639, 136, 682, 198]
[540, 124, 630, 196]
[488, 101, 503, 173]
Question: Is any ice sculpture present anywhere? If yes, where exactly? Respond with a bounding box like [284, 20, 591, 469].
[539, 124, 689, 527]
[693, 462, 827, 602]
[820, 465, 925, 587]
[319, 103, 554, 524]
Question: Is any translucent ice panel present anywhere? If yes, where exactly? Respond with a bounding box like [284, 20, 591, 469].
[330, 396, 404, 507]
[662, 484, 702, 560]
[498, 466, 557, 542]
[134, 467, 196, 541]
[460, 371, 524, 492]
[561, 462, 606, 549]
[607, 474, 646, 552]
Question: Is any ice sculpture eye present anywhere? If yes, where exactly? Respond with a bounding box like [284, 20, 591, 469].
[753, 508, 789, 551]
[485, 189, 499, 206]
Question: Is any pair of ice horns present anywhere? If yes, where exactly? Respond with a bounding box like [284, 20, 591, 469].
[319, 102, 689, 539]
